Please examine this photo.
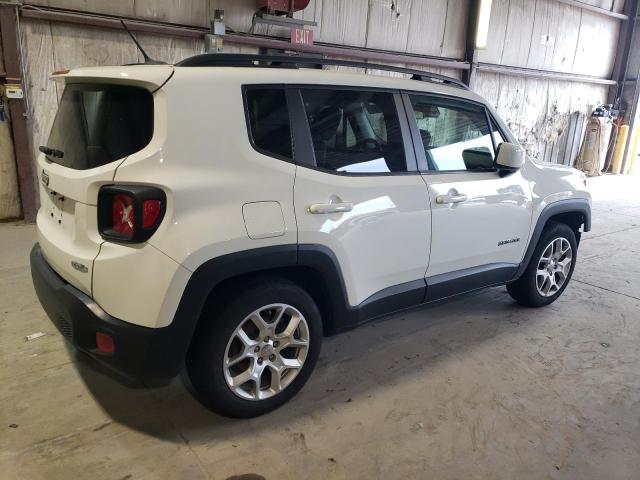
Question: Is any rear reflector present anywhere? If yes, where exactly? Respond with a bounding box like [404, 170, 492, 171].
[96, 332, 115, 354]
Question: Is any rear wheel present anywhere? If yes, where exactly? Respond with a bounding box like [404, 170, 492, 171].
[507, 221, 577, 307]
[187, 279, 322, 418]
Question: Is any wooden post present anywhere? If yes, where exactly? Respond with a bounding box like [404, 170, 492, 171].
[0, 5, 38, 222]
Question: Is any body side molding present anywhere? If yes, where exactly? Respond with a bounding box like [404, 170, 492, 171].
[177, 243, 553, 340]
[425, 263, 519, 302]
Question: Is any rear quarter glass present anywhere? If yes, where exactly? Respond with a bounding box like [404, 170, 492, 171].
[45, 83, 153, 170]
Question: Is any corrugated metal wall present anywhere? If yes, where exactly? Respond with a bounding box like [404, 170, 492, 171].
[476, 0, 619, 160]
[1, 0, 625, 219]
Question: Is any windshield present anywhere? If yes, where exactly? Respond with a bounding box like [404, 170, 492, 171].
[45, 83, 153, 170]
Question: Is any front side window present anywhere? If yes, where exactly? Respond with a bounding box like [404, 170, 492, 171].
[46, 84, 153, 170]
[409, 95, 495, 172]
[301, 89, 407, 174]
[245, 88, 292, 160]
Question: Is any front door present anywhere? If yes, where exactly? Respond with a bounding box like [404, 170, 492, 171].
[403, 92, 532, 297]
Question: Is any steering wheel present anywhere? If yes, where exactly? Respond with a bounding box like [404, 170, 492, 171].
[355, 138, 382, 152]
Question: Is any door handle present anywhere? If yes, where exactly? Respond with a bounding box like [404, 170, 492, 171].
[308, 202, 353, 214]
[435, 193, 467, 204]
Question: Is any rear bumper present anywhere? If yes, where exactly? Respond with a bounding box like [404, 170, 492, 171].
[30, 243, 188, 384]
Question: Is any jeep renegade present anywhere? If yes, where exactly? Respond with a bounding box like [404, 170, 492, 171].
[30, 54, 591, 418]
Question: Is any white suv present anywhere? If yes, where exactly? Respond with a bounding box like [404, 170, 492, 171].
[30, 54, 591, 418]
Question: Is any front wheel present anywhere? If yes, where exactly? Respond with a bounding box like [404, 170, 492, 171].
[187, 279, 322, 418]
[507, 221, 578, 307]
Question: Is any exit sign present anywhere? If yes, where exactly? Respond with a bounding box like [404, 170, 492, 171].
[290, 27, 313, 46]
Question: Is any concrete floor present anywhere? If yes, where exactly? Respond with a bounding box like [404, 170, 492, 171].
[1, 175, 639, 480]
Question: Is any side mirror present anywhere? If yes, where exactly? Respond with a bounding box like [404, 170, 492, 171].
[495, 142, 524, 174]
[462, 147, 494, 170]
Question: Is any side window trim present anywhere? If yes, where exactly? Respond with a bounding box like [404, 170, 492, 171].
[242, 84, 294, 163]
[291, 85, 418, 176]
[401, 92, 430, 172]
[486, 111, 509, 150]
[483, 108, 498, 154]
[400, 91, 499, 175]
[286, 87, 315, 168]
[395, 92, 419, 172]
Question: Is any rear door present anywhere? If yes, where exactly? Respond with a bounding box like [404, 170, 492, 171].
[402, 92, 532, 295]
[291, 86, 432, 311]
[36, 81, 156, 295]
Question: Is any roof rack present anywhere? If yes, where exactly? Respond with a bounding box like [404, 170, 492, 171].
[175, 53, 469, 90]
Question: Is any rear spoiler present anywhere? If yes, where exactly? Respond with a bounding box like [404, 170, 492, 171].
[49, 65, 174, 91]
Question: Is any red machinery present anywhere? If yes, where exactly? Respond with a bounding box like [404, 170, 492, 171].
[256, 0, 311, 15]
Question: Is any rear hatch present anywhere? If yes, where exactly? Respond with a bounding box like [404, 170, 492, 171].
[36, 66, 172, 295]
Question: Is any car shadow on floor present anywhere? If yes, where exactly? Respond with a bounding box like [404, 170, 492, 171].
[73, 286, 535, 444]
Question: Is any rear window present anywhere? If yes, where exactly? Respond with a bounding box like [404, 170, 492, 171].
[244, 88, 292, 160]
[45, 83, 153, 170]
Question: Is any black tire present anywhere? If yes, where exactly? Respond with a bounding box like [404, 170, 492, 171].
[507, 221, 578, 307]
[186, 278, 322, 418]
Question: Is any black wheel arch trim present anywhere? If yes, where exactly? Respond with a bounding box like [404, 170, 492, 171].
[176, 244, 426, 339]
[176, 244, 532, 340]
[513, 198, 591, 280]
[173, 244, 298, 350]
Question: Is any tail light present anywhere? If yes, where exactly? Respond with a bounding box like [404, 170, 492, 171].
[98, 185, 166, 243]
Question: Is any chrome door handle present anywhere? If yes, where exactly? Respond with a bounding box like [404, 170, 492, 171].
[308, 202, 353, 214]
[435, 193, 467, 204]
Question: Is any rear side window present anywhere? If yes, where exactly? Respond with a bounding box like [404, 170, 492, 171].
[46, 84, 153, 170]
[409, 94, 496, 172]
[301, 89, 407, 174]
[245, 88, 292, 160]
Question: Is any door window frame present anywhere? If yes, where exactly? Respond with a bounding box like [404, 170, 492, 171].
[486, 111, 509, 149]
[401, 91, 504, 175]
[287, 84, 419, 176]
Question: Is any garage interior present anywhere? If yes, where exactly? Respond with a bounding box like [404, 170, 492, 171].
[1, 0, 639, 479]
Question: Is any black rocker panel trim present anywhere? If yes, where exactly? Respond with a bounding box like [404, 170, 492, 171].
[358, 279, 427, 321]
[297, 246, 519, 331]
[514, 198, 591, 280]
[425, 263, 518, 302]
[177, 245, 532, 339]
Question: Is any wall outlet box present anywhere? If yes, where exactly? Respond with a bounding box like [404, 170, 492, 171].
[5, 84, 23, 99]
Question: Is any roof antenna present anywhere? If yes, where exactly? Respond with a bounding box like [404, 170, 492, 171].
[120, 20, 165, 65]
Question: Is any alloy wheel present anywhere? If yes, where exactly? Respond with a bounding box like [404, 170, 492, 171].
[223, 303, 310, 401]
[536, 237, 573, 297]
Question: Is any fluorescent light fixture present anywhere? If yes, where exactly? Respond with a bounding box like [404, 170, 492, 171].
[475, 0, 493, 50]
